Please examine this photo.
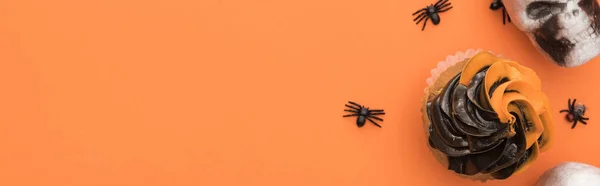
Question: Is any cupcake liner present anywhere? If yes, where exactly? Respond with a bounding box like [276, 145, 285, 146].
[424, 49, 505, 94]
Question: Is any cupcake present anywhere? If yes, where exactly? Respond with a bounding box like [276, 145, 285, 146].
[421, 50, 555, 181]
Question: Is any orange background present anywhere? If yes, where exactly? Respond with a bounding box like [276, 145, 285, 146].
[1, 0, 599, 185]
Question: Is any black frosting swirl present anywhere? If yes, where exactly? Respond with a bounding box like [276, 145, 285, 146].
[426, 61, 551, 180]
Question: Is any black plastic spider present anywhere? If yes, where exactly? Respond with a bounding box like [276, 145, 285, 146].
[343, 101, 385, 128]
[490, 0, 511, 25]
[560, 98, 589, 129]
[412, 0, 453, 31]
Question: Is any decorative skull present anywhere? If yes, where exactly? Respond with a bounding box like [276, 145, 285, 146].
[503, 0, 600, 67]
[536, 162, 600, 186]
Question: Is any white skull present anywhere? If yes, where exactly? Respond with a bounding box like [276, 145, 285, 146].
[504, 0, 600, 67]
[536, 162, 600, 186]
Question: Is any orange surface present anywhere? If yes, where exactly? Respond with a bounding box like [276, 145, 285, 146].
[1, 0, 600, 185]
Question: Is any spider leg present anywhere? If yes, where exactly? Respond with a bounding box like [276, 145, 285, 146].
[415, 14, 427, 24]
[344, 109, 358, 113]
[369, 113, 385, 115]
[433, 0, 442, 7]
[438, 0, 451, 8]
[368, 115, 384, 121]
[412, 8, 426, 15]
[345, 104, 360, 110]
[580, 119, 588, 125]
[436, 3, 451, 11]
[343, 114, 359, 117]
[502, 8, 506, 25]
[572, 99, 577, 111]
[437, 6, 453, 13]
[572, 119, 579, 129]
[348, 101, 362, 108]
[581, 117, 589, 120]
[506, 9, 512, 23]
[421, 17, 429, 31]
[366, 118, 382, 128]
[434, 0, 449, 8]
[413, 13, 426, 21]
[560, 109, 569, 113]
[369, 109, 384, 113]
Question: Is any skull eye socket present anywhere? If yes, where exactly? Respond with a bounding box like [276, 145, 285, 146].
[526, 2, 565, 20]
[578, 0, 593, 8]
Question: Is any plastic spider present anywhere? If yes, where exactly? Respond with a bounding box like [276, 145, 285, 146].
[560, 98, 589, 129]
[490, 0, 511, 25]
[412, 0, 453, 31]
[343, 101, 385, 128]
